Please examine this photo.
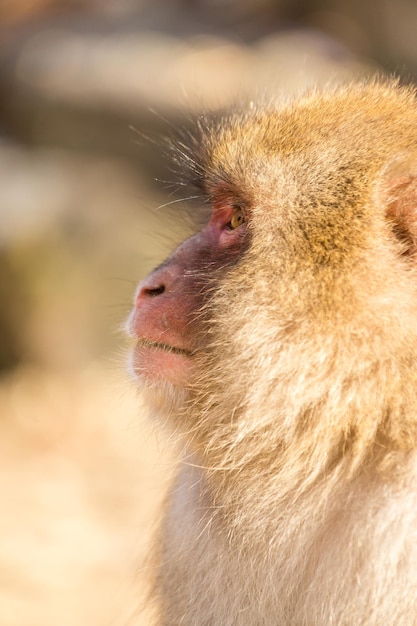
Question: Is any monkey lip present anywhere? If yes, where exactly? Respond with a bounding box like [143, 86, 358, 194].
[134, 338, 193, 357]
[130, 337, 194, 386]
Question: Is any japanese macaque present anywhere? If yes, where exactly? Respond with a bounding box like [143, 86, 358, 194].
[127, 81, 417, 625]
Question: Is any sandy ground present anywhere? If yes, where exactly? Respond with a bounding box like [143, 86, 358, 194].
[0, 363, 172, 626]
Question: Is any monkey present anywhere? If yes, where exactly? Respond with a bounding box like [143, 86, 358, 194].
[127, 81, 417, 625]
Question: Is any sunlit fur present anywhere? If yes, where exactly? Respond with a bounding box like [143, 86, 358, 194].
[127, 355, 188, 423]
[148, 81, 417, 625]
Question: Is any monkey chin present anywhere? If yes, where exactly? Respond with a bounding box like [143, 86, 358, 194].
[128, 340, 191, 418]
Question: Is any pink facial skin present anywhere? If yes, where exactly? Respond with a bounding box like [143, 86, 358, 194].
[127, 201, 247, 386]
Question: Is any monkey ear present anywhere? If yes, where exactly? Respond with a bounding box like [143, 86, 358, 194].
[378, 156, 417, 259]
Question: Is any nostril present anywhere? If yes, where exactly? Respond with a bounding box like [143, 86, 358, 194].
[136, 280, 166, 306]
[135, 266, 171, 305]
[145, 285, 165, 297]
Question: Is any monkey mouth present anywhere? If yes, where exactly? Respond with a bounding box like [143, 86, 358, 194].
[135, 338, 193, 357]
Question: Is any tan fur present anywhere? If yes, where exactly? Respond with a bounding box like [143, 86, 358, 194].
[144, 81, 417, 625]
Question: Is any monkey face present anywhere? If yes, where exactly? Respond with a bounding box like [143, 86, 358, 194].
[127, 83, 417, 417]
[127, 199, 247, 388]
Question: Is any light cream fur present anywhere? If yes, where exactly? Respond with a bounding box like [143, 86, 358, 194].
[142, 82, 417, 625]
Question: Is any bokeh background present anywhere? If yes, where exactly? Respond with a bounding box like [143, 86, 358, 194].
[0, 1, 416, 624]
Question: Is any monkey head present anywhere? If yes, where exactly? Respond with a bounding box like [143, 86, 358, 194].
[127, 82, 417, 445]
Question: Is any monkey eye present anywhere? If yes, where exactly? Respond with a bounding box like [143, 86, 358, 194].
[226, 208, 245, 230]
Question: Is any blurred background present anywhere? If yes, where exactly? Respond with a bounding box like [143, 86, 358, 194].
[0, 1, 416, 624]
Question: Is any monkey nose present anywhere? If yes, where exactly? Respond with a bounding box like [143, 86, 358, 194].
[136, 280, 166, 304]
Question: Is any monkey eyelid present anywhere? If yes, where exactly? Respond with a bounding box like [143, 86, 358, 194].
[225, 208, 246, 231]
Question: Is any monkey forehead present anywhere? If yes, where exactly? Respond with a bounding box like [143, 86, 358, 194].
[193, 82, 417, 201]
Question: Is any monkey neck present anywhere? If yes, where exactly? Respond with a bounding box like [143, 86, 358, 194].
[181, 359, 417, 548]
[186, 317, 417, 510]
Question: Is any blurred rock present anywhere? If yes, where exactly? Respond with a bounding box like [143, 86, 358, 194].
[0, 141, 185, 369]
[0, 26, 366, 161]
[12, 28, 362, 112]
[0, 143, 143, 244]
[0, 251, 26, 371]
